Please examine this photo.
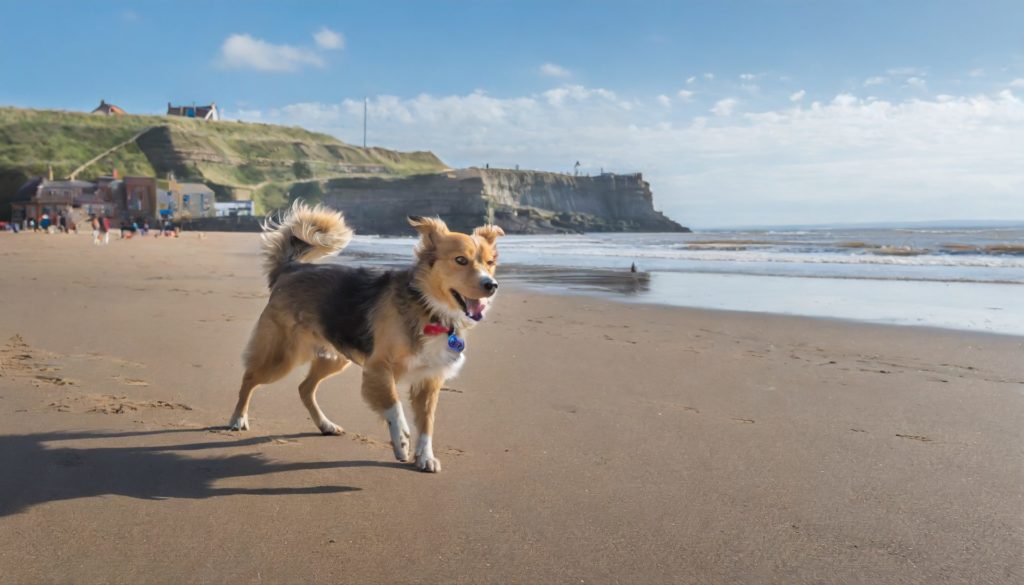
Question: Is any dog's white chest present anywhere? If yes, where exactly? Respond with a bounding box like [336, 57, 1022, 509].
[402, 335, 465, 385]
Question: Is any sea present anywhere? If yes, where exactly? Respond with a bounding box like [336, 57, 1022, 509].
[339, 226, 1024, 337]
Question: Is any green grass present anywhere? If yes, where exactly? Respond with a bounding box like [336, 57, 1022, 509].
[0, 107, 448, 215]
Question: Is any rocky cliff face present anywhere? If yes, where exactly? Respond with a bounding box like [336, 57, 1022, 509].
[323, 168, 687, 234]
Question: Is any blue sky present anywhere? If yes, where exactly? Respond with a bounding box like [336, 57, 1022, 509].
[2, 1, 1023, 227]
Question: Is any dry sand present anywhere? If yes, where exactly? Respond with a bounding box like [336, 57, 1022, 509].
[0, 231, 1021, 584]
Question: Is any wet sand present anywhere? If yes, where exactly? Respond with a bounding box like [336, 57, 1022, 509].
[0, 231, 1021, 584]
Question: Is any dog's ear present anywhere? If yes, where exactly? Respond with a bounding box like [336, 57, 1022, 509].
[407, 216, 449, 240]
[473, 224, 505, 245]
[408, 216, 449, 265]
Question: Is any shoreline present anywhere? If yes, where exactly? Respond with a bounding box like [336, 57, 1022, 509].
[4, 230, 1022, 337]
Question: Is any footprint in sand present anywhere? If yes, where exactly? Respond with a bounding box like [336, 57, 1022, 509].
[49, 394, 193, 415]
[114, 376, 149, 386]
[34, 374, 75, 386]
[895, 433, 932, 443]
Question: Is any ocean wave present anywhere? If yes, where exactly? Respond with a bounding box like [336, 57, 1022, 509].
[509, 247, 1024, 269]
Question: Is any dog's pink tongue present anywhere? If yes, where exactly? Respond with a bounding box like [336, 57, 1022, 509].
[465, 298, 487, 321]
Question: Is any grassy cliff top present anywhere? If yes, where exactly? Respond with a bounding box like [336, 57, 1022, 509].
[0, 107, 447, 212]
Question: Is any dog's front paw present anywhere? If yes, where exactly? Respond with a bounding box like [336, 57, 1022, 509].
[388, 421, 410, 461]
[228, 414, 249, 431]
[386, 404, 411, 462]
[415, 453, 441, 473]
[414, 434, 440, 472]
[390, 426, 411, 462]
[318, 420, 344, 436]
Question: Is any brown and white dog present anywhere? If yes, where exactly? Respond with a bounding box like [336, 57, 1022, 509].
[228, 201, 503, 472]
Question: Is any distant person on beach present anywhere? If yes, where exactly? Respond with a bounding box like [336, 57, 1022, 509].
[58, 213, 67, 233]
[91, 216, 101, 244]
[40, 214, 50, 232]
[140, 220, 149, 237]
[27, 217, 36, 232]
[99, 215, 110, 244]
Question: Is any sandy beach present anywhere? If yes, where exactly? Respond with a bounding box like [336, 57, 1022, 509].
[0, 231, 1021, 584]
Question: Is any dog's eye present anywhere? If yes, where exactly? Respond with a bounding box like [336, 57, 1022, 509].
[454, 256, 469, 266]
[486, 259, 496, 266]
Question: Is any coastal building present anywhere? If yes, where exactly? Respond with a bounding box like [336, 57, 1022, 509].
[123, 176, 158, 218]
[91, 100, 126, 115]
[156, 178, 216, 218]
[214, 200, 254, 217]
[94, 175, 124, 205]
[166, 102, 220, 121]
[9, 178, 113, 227]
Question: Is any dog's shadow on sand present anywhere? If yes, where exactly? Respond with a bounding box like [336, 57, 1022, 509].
[0, 428, 405, 518]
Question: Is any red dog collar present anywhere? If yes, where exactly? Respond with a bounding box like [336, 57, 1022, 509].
[423, 323, 452, 336]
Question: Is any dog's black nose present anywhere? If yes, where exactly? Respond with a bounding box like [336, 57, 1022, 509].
[481, 278, 498, 294]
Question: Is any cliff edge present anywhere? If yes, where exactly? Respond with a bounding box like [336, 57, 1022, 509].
[323, 168, 688, 234]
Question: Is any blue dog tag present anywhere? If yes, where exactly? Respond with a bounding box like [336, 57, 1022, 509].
[447, 333, 465, 353]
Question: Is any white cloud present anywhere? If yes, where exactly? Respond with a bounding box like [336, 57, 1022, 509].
[789, 89, 806, 102]
[219, 33, 324, 72]
[739, 73, 757, 81]
[313, 27, 345, 50]
[542, 85, 626, 108]
[676, 89, 694, 101]
[1010, 78, 1024, 88]
[540, 63, 571, 78]
[656, 94, 672, 107]
[906, 76, 927, 90]
[864, 76, 887, 87]
[711, 98, 738, 117]
[968, 68, 986, 77]
[686, 76, 696, 84]
[235, 87, 1024, 227]
[703, 72, 715, 80]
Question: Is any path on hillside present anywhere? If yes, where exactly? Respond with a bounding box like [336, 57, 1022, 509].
[68, 126, 156, 180]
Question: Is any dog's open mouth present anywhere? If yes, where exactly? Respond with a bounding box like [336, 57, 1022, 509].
[450, 289, 488, 321]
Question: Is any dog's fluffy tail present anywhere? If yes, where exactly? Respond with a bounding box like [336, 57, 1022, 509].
[261, 200, 354, 287]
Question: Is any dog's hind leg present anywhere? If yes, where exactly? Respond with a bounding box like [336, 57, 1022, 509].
[410, 376, 443, 472]
[300, 352, 350, 435]
[361, 363, 410, 462]
[229, 370, 263, 431]
[228, 316, 303, 431]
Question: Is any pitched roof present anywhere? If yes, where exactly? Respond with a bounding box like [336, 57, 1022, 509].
[41, 179, 96, 189]
[12, 178, 42, 202]
[91, 100, 126, 115]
